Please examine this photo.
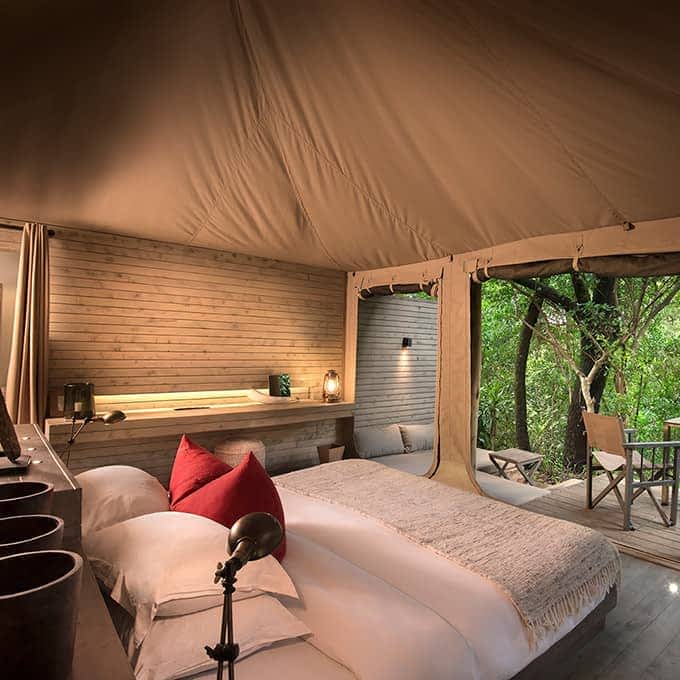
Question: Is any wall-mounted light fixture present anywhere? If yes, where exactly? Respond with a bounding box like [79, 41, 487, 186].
[401, 337, 413, 349]
[322, 370, 341, 403]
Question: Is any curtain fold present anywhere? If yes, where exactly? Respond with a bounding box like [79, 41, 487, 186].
[6, 223, 50, 426]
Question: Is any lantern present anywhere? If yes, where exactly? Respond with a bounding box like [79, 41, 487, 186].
[322, 370, 341, 403]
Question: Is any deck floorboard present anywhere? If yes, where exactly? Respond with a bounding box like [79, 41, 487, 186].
[524, 475, 680, 570]
[553, 554, 680, 680]
[522, 476, 680, 679]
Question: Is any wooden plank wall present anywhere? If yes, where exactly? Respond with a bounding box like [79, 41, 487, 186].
[54, 418, 342, 486]
[48, 227, 346, 412]
[46, 227, 347, 479]
[354, 295, 438, 429]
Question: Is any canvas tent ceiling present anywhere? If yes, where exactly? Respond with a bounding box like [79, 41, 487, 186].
[1, 0, 679, 270]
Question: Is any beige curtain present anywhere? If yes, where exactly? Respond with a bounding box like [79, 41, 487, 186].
[432, 261, 482, 493]
[6, 223, 50, 425]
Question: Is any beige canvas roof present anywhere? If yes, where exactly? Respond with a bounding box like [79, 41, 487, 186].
[1, 1, 679, 270]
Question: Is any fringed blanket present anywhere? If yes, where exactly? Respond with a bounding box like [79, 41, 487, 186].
[276, 460, 620, 646]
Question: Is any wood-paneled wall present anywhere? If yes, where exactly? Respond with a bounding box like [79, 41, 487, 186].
[51, 417, 343, 486]
[354, 295, 437, 429]
[48, 227, 346, 413]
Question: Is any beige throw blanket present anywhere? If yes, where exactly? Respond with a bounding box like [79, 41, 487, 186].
[276, 460, 621, 646]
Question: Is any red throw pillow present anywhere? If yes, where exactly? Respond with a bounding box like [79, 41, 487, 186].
[168, 435, 232, 505]
[172, 452, 286, 561]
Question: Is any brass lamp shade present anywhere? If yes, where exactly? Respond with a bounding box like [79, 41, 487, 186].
[98, 410, 126, 425]
[228, 512, 283, 564]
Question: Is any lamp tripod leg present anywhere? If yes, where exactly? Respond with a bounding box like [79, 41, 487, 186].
[206, 564, 240, 680]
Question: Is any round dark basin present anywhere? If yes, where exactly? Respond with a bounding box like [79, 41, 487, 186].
[0, 514, 64, 557]
[0, 550, 83, 679]
[0, 480, 53, 517]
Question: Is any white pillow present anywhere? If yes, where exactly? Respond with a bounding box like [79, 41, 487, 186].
[84, 511, 298, 646]
[399, 423, 434, 453]
[354, 424, 405, 459]
[76, 465, 169, 538]
[134, 596, 311, 680]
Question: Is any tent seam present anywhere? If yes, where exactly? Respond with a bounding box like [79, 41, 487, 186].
[215, 0, 339, 268]
[453, 0, 629, 227]
[236, 0, 449, 257]
[274, 130, 343, 269]
[186, 0, 270, 248]
[184, 124, 274, 247]
[263, 108, 451, 255]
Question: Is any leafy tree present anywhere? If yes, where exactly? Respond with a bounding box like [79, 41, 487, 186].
[479, 275, 680, 480]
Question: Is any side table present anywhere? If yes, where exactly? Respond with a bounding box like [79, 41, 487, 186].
[489, 448, 543, 486]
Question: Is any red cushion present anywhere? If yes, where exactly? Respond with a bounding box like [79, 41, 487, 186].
[168, 435, 232, 505]
[172, 452, 286, 561]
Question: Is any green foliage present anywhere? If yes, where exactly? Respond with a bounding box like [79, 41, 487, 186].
[479, 276, 680, 482]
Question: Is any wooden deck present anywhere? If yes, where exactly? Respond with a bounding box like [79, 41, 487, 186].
[555, 553, 680, 680]
[525, 475, 680, 571]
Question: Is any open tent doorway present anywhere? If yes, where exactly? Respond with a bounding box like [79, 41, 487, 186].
[474, 254, 680, 569]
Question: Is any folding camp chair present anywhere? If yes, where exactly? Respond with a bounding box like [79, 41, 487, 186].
[583, 412, 680, 531]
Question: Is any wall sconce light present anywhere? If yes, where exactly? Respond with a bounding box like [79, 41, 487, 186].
[401, 337, 413, 349]
[322, 370, 341, 403]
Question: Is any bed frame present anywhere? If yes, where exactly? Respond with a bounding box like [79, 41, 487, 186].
[511, 586, 617, 680]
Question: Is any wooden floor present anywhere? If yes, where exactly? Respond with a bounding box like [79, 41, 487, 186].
[525, 476, 680, 571]
[556, 553, 680, 680]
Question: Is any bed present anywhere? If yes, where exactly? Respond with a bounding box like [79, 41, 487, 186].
[83, 460, 619, 680]
[277, 468, 615, 680]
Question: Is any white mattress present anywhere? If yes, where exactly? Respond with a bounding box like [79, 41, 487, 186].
[279, 486, 604, 680]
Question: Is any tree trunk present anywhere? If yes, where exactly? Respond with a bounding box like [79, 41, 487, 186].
[515, 294, 542, 451]
[563, 274, 617, 468]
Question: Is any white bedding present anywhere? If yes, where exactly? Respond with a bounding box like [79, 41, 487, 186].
[282, 532, 479, 680]
[279, 486, 604, 680]
[111, 470, 602, 680]
[144, 530, 479, 680]
[188, 639, 354, 680]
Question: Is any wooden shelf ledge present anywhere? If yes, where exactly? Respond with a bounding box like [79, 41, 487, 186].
[45, 400, 354, 444]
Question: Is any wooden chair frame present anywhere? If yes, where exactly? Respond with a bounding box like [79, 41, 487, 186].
[584, 412, 680, 531]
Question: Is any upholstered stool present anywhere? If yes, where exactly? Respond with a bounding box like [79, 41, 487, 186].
[214, 439, 266, 469]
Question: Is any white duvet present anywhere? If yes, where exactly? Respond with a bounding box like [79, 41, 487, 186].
[283, 532, 479, 680]
[278, 486, 604, 680]
[126, 485, 605, 680]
